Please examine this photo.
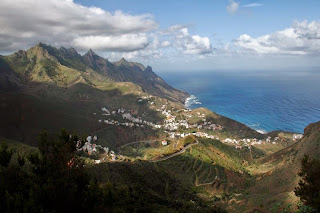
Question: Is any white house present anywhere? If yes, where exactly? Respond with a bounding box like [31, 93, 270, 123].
[162, 140, 168, 146]
[86, 136, 92, 143]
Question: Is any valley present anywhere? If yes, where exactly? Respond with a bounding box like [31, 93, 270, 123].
[0, 43, 319, 212]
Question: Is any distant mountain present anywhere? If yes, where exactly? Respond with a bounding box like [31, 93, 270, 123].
[0, 43, 188, 145]
[82, 49, 188, 103]
[0, 42, 188, 103]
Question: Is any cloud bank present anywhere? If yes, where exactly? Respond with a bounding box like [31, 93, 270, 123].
[174, 27, 212, 55]
[235, 20, 320, 55]
[0, 0, 157, 52]
[0, 0, 214, 59]
[0, 0, 319, 70]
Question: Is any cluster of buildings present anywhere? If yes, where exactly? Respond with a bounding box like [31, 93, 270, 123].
[223, 137, 276, 146]
[95, 104, 305, 153]
[159, 107, 224, 131]
[97, 106, 224, 134]
[223, 138, 262, 150]
[98, 107, 155, 128]
[76, 135, 117, 162]
[293, 134, 303, 141]
[222, 134, 303, 150]
[188, 120, 223, 131]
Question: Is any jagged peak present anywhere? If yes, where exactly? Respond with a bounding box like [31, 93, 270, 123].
[118, 57, 129, 65]
[32, 42, 56, 53]
[85, 48, 97, 57]
[59, 46, 67, 51]
[26, 43, 62, 64]
[115, 57, 146, 70]
[15, 49, 27, 56]
[28, 42, 50, 55]
[68, 47, 78, 54]
[113, 57, 130, 67]
[59, 46, 79, 56]
[144, 65, 153, 72]
[36, 42, 44, 47]
[34, 42, 56, 51]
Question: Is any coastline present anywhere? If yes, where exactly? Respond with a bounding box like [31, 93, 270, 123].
[160, 71, 319, 134]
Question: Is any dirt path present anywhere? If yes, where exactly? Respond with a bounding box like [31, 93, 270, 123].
[192, 158, 217, 187]
[117, 138, 199, 162]
[148, 140, 199, 163]
[117, 137, 168, 154]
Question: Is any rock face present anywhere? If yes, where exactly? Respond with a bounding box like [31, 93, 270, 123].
[0, 43, 188, 103]
[83, 50, 188, 103]
[298, 121, 320, 159]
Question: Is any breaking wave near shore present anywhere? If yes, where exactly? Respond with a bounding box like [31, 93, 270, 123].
[249, 124, 267, 134]
[185, 95, 202, 109]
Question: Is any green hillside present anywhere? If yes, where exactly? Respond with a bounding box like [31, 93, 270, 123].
[1, 43, 318, 212]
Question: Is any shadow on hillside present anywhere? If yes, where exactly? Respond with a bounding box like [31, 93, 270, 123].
[0, 81, 164, 147]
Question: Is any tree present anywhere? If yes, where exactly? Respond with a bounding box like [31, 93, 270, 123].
[0, 143, 13, 167]
[0, 130, 97, 213]
[295, 155, 320, 212]
[17, 155, 25, 167]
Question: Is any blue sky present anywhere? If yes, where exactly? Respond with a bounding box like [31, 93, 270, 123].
[75, 0, 319, 39]
[1, 0, 320, 71]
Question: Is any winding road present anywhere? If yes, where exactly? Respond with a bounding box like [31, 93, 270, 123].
[117, 137, 168, 153]
[117, 138, 199, 163]
[148, 140, 199, 162]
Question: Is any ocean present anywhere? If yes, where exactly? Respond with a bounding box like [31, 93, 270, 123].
[159, 70, 320, 134]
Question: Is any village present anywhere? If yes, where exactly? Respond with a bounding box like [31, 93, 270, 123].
[75, 135, 120, 164]
[89, 99, 303, 163]
[96, 104, 225, 139]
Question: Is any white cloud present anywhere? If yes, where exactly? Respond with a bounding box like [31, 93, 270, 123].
[107, 36, 164, 61]
[105, 26, 213, 62]
[243, 3, 263, 8]
[0, 0, 158, 52]
[161, 41, 171, 47]
[72, 34, 149, 52]
[235, 20, 320, 55]
[160, 25, 189, 35]
[226, 0, 239, 14]
[174, 27, 212, 55]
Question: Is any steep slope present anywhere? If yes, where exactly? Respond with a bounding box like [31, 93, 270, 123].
[231, 121, 320, 212]
[2, 43, 318, 213]
[0, 56, 23, 91]
[0, 43, 188, 103]
[191, 107, 263, 139]
[0, 44, 170, 145]
[83, 51, 189, 103]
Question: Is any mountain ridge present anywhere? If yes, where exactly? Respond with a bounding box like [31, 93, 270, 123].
[2, 43, 319, 212]
[0, 43, 188, 103]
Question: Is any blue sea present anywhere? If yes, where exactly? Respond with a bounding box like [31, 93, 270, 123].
[159, 70, 320, 133]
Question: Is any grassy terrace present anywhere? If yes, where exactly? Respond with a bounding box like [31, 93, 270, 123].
[120, 135, 198, 160]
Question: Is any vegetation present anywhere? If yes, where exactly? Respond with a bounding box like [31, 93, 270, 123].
[0, 130, 98, 212]
[0, 130, 225, 212]
[1, 43, 320, 212]
[295, 155, 320, 212]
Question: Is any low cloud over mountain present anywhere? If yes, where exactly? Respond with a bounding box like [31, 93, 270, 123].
[0, 0, 157, 52]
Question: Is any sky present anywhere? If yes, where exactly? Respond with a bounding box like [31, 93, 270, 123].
[0, 0, 320, 71]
